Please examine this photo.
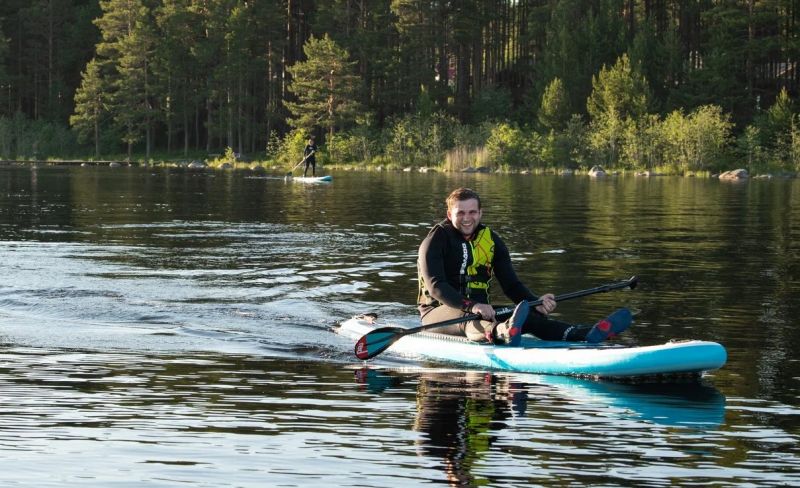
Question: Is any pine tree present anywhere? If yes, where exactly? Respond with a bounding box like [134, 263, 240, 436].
[286, 34, 363, 139]
[587, 54, 649, 123]
[70, 58, 106, 157]
[587, 53, 650, 165]
[538, 78, 570, 132]
[114, 16, 156, 159]
[72, 0, 156, 159]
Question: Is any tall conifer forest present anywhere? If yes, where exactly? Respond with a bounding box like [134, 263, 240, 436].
[1, 1, 800, 173]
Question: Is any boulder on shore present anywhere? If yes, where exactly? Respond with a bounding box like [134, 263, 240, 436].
[588, 165, 606, 177]
[718, 169, 749, 180]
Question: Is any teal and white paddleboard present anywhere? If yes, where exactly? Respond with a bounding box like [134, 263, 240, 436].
[293, 175, 332, 182]
[338, 316, 727, 379]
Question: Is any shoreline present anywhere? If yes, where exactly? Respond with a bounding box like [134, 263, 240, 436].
[1, 159, 795, 179]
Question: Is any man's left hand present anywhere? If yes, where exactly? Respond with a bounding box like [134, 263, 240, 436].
[535, 293, 556, 315]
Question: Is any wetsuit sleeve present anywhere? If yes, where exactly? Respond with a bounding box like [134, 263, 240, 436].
[418, 226, 474, 310]
[492, 232, 537, 303]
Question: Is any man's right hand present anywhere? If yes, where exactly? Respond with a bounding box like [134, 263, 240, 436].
[471, 303, 495, 321]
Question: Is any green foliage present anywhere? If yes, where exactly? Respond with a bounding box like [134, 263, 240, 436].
[383, 112, 462, 166]
[746, 112, 800, 174]
[152, 0, 206, 155]
[265, 130, 282, 160]
[0, 113, 81, 159]
[416, 90, 435, 119]
[326, 127, 376, 164]
[620, 114, 665, 170]
[628, 22, 682, 112]
[485, 123, 539, 169]
[754, 88, 794, 149]
[312, 1, 396, 121]
[470, 86, 513, 124]
[390, 0, 448, 110]
[286, 34, 364, 138]
[587, 54, 649, 123]
[790, 118, 800, 173]
[208, 146, 237, 168]
[75, 0, 157, 158]
[538, 78, 570, 132]
[451, 121, 494, 150]
[735, 125, 768, 174]
[660, 105, 733, 173]
[560, 115, 591, 168]
[273, 129, 309, 167]
[70, 59, 107, 157]
[588, 111, 632, 166]
[587, 54, 650, 166]
[532, 0, 628, 120]
[670, 2, 756, 123]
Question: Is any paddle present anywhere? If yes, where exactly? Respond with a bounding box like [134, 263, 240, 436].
[354, 275, 638, 360]
[286, 150, 315, 176]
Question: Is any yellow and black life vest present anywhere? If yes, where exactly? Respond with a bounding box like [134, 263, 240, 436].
[463, 227, 495, 299]
[418, 224, 496, 306]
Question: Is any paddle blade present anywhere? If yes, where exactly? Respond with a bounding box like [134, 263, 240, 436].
[354, 327, 406, 360]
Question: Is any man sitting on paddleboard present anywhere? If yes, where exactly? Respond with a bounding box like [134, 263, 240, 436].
[417, 187, 631, 346]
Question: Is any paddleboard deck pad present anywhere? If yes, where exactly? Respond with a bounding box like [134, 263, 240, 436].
[338, 315, 727, 379]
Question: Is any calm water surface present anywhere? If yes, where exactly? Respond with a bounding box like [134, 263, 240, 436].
[1, 165, 799, 486]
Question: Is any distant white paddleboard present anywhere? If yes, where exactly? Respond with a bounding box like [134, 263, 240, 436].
[290, 175, 333, 183]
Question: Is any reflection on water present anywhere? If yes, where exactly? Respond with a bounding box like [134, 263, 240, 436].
[2, 165, 800, 485]
[412, 371, 528, 486]
[355, 367, 800, 486]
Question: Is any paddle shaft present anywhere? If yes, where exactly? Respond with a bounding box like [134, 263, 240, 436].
[354, 275, 638, 360]
[289, 150, 315, 173]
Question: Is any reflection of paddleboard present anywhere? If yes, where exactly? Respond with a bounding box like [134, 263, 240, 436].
[339, 316, 727, 378]
[514, 373, 727, 428]
[351, 366, 726, 429]
[292, 175, 332, 183]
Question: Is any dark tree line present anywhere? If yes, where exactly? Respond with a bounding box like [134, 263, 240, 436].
[1, 0, 799, 159]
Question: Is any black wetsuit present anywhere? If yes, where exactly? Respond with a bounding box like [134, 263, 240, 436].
[303, 143, 317, 176]
[417, 219, 588, 342]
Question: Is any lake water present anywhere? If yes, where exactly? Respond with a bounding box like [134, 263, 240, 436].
[1, 165, 799, 486]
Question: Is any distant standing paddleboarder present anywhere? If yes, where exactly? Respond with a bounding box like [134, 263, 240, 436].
[303, 137, 317, 177]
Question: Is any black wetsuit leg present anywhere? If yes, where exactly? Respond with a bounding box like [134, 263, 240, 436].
[522, 312, 591, 341]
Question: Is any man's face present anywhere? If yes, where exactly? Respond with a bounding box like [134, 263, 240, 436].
[447, 198, 482, 237]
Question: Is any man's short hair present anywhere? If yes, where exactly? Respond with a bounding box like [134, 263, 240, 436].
[446, 187, 481, 210]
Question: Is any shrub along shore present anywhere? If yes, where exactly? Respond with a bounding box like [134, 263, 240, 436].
[4, 91, 800, 179]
